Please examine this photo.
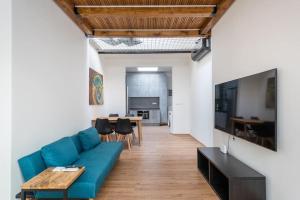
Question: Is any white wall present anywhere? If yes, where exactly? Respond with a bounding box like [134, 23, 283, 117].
[212, 0, 300, 199]
[102, 57, 127, 116]
[190, 53, 213, 146]
[11, 0, 90, 198]
[0, 0, 12, 199]
[99, 54, 191, 134]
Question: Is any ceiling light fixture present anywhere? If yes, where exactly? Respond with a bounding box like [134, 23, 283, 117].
[137, 67, 158, 72]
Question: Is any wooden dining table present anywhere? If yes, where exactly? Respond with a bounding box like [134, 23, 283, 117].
[231, 117, 264, 135]
[92, 116, 143, 145]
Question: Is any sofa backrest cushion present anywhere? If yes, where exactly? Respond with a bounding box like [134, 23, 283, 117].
[41, 137, 79, 167]
[71, 134, 83, 153]
[79, 127, 101, 151]
[18, 151, 46, 182]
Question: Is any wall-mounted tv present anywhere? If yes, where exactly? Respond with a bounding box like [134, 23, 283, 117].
[215, 69, 277, 151]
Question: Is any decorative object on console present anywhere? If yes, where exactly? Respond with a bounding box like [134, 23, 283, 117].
[220, 144, 228, 154]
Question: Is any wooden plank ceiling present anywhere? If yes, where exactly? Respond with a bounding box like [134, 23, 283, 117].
[54, 0, 235, 38]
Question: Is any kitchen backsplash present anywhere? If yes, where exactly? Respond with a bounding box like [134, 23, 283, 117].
[128, 97, 160, 109]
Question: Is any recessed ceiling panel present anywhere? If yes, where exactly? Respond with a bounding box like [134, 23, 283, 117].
[91, 37, 202, 53]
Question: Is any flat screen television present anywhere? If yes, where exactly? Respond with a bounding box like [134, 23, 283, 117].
[215, 69, 277, 151]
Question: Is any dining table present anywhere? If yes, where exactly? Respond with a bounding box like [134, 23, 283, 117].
[92, 116, 143, 145]
[231, 117, 264, 135]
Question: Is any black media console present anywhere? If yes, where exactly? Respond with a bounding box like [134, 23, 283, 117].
[197, 147, 266, 200]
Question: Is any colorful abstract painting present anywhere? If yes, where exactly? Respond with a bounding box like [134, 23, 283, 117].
[89, 68, 104, 105]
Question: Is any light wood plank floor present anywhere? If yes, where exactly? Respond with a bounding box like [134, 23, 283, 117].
[96, 126, 218, 200]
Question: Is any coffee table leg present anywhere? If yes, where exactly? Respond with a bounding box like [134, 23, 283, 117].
[63, 190, 68, 200]
[21, 190, 26, 200]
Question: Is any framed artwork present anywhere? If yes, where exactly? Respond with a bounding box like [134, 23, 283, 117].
[89, 68, 104, 105]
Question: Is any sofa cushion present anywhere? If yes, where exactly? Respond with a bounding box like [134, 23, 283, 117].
[41, 137, 79, 167]
[72, 142, 123, 195]
[79, 127, 100, 151]
[71, 134, 82, 153]
[18, 151, 46, 182]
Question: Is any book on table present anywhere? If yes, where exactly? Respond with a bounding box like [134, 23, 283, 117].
[53, 165, 82, 172]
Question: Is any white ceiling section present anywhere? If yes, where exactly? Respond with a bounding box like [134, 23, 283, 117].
[91, 37, 202, 53]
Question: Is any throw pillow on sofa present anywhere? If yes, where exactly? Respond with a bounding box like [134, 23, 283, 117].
[79, 127, 101, 151]
[71, 134, 83, 153]
[41, 137, 79, 167]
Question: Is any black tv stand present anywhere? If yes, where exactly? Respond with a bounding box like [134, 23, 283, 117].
[197, 147, 266, 200]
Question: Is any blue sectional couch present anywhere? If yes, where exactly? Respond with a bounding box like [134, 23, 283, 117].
[18, 127, 123, 199]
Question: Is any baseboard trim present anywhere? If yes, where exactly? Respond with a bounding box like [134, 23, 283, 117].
[189, 134, 207, 147]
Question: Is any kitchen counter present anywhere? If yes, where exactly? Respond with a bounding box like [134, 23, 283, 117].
[129, 109, 161, 125]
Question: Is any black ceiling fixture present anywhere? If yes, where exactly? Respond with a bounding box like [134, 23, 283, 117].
[191, 38, 211, 61]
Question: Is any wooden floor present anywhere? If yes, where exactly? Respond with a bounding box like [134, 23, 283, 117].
[96, 126, 218, 200]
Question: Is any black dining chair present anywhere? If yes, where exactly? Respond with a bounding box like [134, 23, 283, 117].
[125, 113, 137, 144]
[95, 118, 114, 142]
[115, 118, 134, 151]
[108, 113, 119, 131]
[125, 113, 137, 127]
[253, 122, 275, 146]
[233, 116, 245, 136]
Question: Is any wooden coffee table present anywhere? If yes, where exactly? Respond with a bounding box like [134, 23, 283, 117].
[21, 167, 85, 200]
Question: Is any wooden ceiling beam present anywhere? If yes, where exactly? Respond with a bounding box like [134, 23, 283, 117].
[75, 5, 216, 8]
[77, 7, 216, 18]
[200, 0, 235, 35]
[93, 30, 205, 38]
[54, 0, 93, 36]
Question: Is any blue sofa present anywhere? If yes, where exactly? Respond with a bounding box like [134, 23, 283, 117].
[18, 127, 123, 199]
